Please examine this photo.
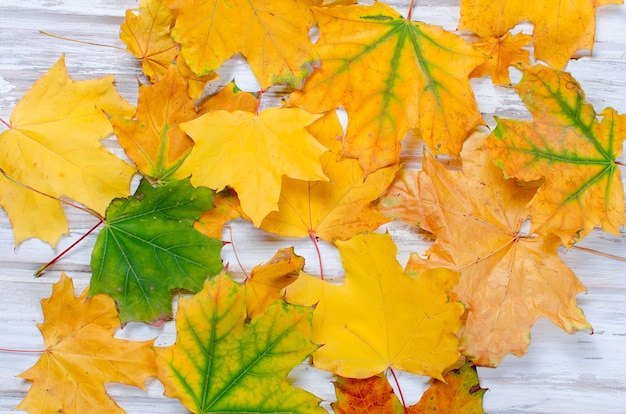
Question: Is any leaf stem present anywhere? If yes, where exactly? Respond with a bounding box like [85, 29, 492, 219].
[569, 245, 626, 262]
[35, 220, 104, 277]
[309, 232, 324, 280]
[0, 347, 45, 354]
[226, 225, 249, 278]
[407, 0, 416, 20]
[616, 160, 625, 166]
[388, 367, 409, 414]
[39, 30, 126, 51]
[255, 89, 264, 115]
[0, 117, 10, 129]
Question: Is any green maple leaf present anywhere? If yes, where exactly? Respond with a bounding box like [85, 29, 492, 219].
[155, 272, 325, 414]
[89, 178, 223, 323]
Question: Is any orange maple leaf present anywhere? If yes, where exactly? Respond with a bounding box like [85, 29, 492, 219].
[261, 111, 398, 242]
[16, 273, 156, 414]
[0, 56, 136, 247]
[459, 0, 623, 69]
[120, 0, 178, 82]
[177, 107, 328, 226]
[246, 247, 304, 319]
[167, 0, 318, 89]
[401, 133, 591, 366]
[331, 373, 405, 414]
[485, 65, 626, 246]
[470, 32, 532, 86]
[111, 66, 195, 183]
[290, 2, 485, 174]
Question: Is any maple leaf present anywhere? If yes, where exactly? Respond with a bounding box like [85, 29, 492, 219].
[290, 2, 485, 174]
[331, 373, 405, 414]
[286, 232, 463, 379]
[0, 56, 135, 246]
[120, 0, 178, 82]
[403, 133, 592, 366]
[470, 32, 532, 86]
[246, 247, 304, 319]
[16, 273, 156, 414]
[197, 81, 259, 115]
[155, 272, 325, 413]
[90, 178, 223, 323]
[177, 107, 328, 226]
[261, 111, 398, 242]
[167, 0, 318, 89]
[409, 362, 486, 414]
[120, 0, 217, 98]
[484, 65, 626, 246]
[458, 0, 623, 69]
[111, 66, 196, 184]
[193, 187, 247, 239]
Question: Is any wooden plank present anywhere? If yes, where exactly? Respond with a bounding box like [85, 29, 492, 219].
[0, 1, 625, 413]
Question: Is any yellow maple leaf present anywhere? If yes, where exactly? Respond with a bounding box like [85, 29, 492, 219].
[290, 2, 485, 174]
[0, 56, 136, 246]
[261, 111, 398, 242]
[167, 0, 318, 89]
[459, 0, 622, 69]
[403, 133, 591, 366]
[111, 66, 195, 183]
[177, 107, 328, 226]
[246, 247, 304, 319]
[16, 273, 156, 414]
[470, 32, 532, 85]
[286, 232, 463, 379]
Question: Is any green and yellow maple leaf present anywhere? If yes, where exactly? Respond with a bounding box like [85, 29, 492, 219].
[177, 107, 328, 226]
[17, 273, 156, 414]
[0, 56, 135, 247]
[286, 232, 463, 379]
[290, 2, 485, 174]
[167, 0, 318, 89]
[485, 65, 626, 246]
[155, 272, 325, 413]
[90, 178, 223, 323]
[410, 362, 486, 414]
[459, 0, 623, 69]
[111, 66, 196, 184]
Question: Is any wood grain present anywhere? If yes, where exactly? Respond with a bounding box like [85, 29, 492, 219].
[1, 1, 625, 413]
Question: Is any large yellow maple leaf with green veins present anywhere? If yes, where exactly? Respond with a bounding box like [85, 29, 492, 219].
[286, 232, 464, 379]
[485, 65, 626, 246]
[0, 56, 136, 246]
[178, 108, 328, 226]
[291, 2, 485, 174]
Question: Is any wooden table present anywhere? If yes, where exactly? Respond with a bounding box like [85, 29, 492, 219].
[1, 1, 625, 412]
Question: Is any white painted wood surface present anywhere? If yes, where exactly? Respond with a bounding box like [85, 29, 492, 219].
[0, 1, 625, 413]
